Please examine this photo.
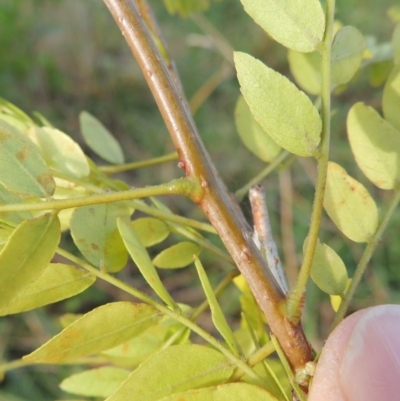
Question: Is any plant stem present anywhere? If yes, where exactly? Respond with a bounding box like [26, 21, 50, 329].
[331, 189, 400, 329]
[0, 178, 200, 213]
[235, 151, 291, 201]
[99, 152, 178, 174]
[103, 0, 313, 371]
[286, 0, 335, 325]
[57, 248, 260, 381]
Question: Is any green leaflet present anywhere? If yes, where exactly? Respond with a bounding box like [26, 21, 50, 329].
[105, 344, 234, 401]
[239, 0, 325, 52]
[0, 183, 32, 226]
[234, 95, 281, 163]
[287, 50, 321, 95]
[117, 216, 178, 310]
[163, 0, 211, 17]
[0, 214, 60, 310]
[26, 126, 90, 179]
[0, 119, 55, 197]
[131, 217, 170, 247]
[331, 26, 365, 85]
[158, 382, 278, 401]
[324, 162, 379, 243]
[79, 111, 125, 164]
[383, 64, 400, 131]
[70, 203, 131, 273]
[347, 102, 400, 189]
[309, 240, 348, 296]
[194, 257, 239, 355]
[393, 24, 400, 65]
[153, 241, 202, 269]
[23, 302, 162, 363]
[234, 52, 321, 157]
[60, 367, 130, 398]
[0, 263, 95, 316]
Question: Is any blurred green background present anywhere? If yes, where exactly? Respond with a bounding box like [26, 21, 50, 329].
[0, 0, 399, 399]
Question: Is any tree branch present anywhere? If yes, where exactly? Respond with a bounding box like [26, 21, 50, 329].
[102, 0, 313, 371]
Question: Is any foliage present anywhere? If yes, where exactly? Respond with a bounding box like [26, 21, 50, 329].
[0, 0, 400, 400]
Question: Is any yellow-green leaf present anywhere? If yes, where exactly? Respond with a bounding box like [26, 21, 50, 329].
[383, 64, 400, 131]
[310, 240, 348, 296]
[0, 119, 55, 197]
[23, 302, 162, 363]
[287, 50, 321, 95]
[105, 344, 234, 401]
[234, 95, 281, 162]
[153, 241, 201, 269]
[131, 217, 170, 247]
[324, 162, 379, 242]
[331, 26, 365, 85]
[117, 217, 177, 309]
[0, 183, 32, 226]
[239, 0, 324, 52]
[79, 111, 125, 164]
[234, 52, 322, 157]
[70, 203, 130, 273]
[26, 127, 90, 179]
[159, 383, 278, 401]
[194, 257, 239, 355]
[347, 102, 400, 189]
[0, 214, 60, 309]
[0, 263, 95, 316]
[60, 367, 130, 398]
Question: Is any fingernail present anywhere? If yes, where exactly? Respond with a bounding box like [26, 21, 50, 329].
[340, 305, 400, 401]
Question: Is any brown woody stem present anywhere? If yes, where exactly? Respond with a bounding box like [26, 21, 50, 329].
[102, 0, 313, 371]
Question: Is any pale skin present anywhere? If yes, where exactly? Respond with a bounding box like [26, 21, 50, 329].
[308, 304, 400, 401]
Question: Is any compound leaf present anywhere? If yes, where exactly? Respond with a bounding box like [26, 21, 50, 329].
[0, 214, 60, 309]
[105, 344, 234, 401]
[310, 240, 348, 296]
[153, 241, 201, 269]
[60, 367, 130, 398]
[331, 26, 365, 85]
[79, 111, 125, 164]
[0, 263, 95, 316]
[234, 52, 321, 157]
[324, 162, 379, 242]
[26, 127, 89, 179]
[0, 119, 55, 197]
[234, 95, 281, 162]
[383, 64, 400, 131]
[70, 203, 130, 273]
[131, 217, 170, 247]
[347, 102, 400, 189]
[239, 0, 324, 52]
[117, 217, 178, 310]
[194, 257, 239, 355]
[23, 302, 162, 363]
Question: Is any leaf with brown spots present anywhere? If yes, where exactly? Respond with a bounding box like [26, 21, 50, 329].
[324, 162, 379, 242]
[23, 302, 162, 363]
[0, 120, 55, 197]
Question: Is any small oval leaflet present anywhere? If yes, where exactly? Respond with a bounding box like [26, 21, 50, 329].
[331, 26, 365, 85]
[0, 119, 55, 197]
[347, 102, 400, 190]
[310, 239, 348, 296]
[23, 302, 162, 363]
[60, 367, 130, 398]
[324, 162, 379, 243]
[105, 344, 234, 401]
[79, 111, 125, 164]
[131, 217, 170, 247]
[383, 64, 400, 132]
[234, 52, 322, 157]
[239, 0, 325, 52]
[153, 241, 202, 269]
[234, 95, 281, 163]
